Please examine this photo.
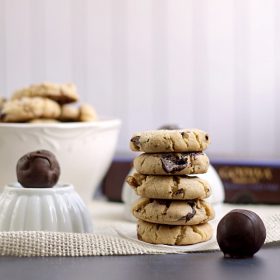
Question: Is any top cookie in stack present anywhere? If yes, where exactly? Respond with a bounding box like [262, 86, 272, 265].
[127, 128, 214, 246]
[130, 129, 209, 153]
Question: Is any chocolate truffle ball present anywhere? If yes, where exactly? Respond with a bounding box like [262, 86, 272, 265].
[217, 209, 266, 258]
[16, 150, 60, 188]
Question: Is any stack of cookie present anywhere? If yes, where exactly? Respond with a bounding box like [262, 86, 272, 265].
[126, 129, 215, 246]
[0, 82, 97, 123]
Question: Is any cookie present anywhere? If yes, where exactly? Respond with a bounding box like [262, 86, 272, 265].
[12, 82, 79, 104]
[60, 105, 80, 121]
[137, 219, 213, 245]
[130, 129, 209, 153]
[127, 173, 211, 200]
[132, 198, 215, 226]
[1, 97, 61, 122]
[133, 152, 209, 175]
[79, 104, 97, 122]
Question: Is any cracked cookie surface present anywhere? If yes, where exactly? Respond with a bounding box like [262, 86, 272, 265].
[132, 198, 215, 226]
[130, 129, 210, 153]
[12, 82, 79, 104]
[137, 219, 213, 245]
[133, 152, 209, 175]
[1, 97, 61, 122]
[127, 173, 211, 200]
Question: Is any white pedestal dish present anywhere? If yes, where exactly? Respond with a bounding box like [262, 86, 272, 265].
[0, 184, 93, 232]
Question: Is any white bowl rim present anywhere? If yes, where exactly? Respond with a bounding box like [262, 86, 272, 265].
[4, 183, 75, 194]
[0, 117, 121, 129]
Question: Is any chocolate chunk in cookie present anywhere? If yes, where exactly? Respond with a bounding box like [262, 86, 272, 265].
[133, 152, 209, 175]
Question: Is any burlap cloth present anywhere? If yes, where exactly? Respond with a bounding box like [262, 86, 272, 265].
[1, 201, 280, 257]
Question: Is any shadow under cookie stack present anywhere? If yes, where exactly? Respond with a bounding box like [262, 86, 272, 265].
[127, 129, 215, 246]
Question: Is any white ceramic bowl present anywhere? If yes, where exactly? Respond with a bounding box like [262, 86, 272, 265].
[0, 183, 92, 232]
[0, 119, 121, 204]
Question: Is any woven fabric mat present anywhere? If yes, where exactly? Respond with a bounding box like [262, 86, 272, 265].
[0, 201, 280, 257]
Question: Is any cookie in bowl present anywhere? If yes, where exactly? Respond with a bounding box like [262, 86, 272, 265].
[12, 82, 79, 104]
[1, 82, 98, 123]
[0, 97, 61, 122]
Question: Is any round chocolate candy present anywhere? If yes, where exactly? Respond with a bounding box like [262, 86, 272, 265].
[217, 209, 266, 258]
[16, 150, 60, 188]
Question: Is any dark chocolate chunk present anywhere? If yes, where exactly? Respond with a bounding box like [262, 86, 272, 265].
[157, 199, 172, 208]
[184, 201, 196, 222]
[174, 188, 184, 195]
[160, 153, 190, 173]
[16, 150, 60, 188]
[178, 200, 196, 222]
[217, 209, 266, 258]
[130, 136, 141, 150]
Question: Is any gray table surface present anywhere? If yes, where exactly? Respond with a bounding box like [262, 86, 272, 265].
[0, 244, 279, 280]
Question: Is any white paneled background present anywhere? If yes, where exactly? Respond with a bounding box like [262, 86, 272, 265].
[0, 0, 280, 157]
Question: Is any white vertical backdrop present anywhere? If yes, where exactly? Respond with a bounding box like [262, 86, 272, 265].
[0, 0, 279, 158]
